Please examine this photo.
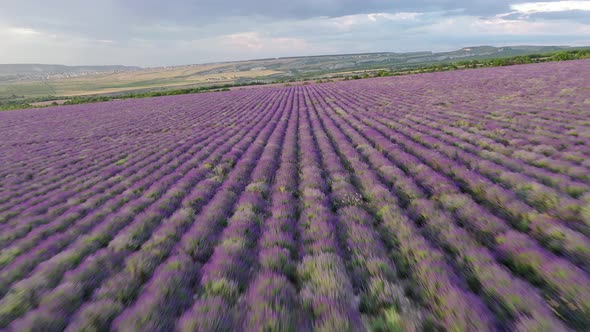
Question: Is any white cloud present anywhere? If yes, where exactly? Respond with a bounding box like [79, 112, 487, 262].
[5, 27, 41, 37]
[474, 16, 576, 34]
[328, 14, 365, 31]
[222, 31, 310, 52]
[324, 12, 422, 32]
[414, 13, 590, 37]
[511, 1, 590, 14]
[367, 12, 421, 22]
[1, 3, 589, 66]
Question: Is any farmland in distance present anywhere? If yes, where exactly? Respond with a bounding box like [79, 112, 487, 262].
[0, 60, 589, 331]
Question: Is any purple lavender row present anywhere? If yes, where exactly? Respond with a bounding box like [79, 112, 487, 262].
[0, 131, 184, 219]
[0, 97, 272, 276]
[0, 128, 216, 270]
[433, 100, 590, 162]
[429, 105, 590, 181]
[305, 89, 425, 330]
[62, 89, 287, 332]
[314, 85, 590, 328]
[404, 101, 590, 181]
[0, 130, 126, 184]
[238, 87, 301, 331]
[0, 138, 199, 297]
[0, 139, 119, 196]
[387, 115, 589, 235]
[409, 64, 588, 139]
[0, 88, 269, 223]
[339, 86, 590, 235]
[0, 88, 276, 236]
[363, 73, 590, 167]
[0, 89, 275, 268]
[391, 114, 590, 233]
[0, 142, 139, 221]
[0, 122, 170, 188]
[0, 89, 262, 148]
[1, 140, 155, 202]
[0, 134, 194, 246]
[328, 70, 583, 176]
[0, 139, 220, 326]
[0, 88, 267, 212]
[0, 111, 167, 205]
[427, 102, 585, 151]
[328, 77, 590, 256]
[107, 88, 288, 331]
[325, 84, 590, 263]
[345, 65, 590, 160]
[303, 88, 496, 331]
[0, 88, 266, 244]
[0, 196, 151, 326]
[433, 106, 590, 170]
[344, 83, 590, 198]
[354, 109, 590, 268]
[291, 96, 364, 331]
[0, 90, 286, 327]
[399, 112, 589, 198]
[0, 123, 226, 278]
[0, 125, 190, 216]
[10, 89, 287, 331]
[316, 83, 504, 324]
[106, 87, 290, 332]
[175, 88, 293, 332]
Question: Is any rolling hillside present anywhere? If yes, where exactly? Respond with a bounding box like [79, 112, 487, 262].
[0, 45, 582, 99]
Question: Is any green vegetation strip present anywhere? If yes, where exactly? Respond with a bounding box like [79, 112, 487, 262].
[1, 49, 589, 112]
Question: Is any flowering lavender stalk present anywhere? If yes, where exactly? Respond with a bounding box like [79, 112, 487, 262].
[0, 127, 217, 261]
[0, 58, 588, 331]
[308, 85, 496, 331]
[175, 89, 291, 330]
[111, 90, 288, 331]
[305, 89, 424, 329]
[13, 99, 282, 332]
[239, 92, 301, 331]
[357, 105, 590, 235]
[0, 89, 284, 328]
[65, 90, 287, 332]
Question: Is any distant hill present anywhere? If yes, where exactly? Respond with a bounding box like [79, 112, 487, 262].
[0, 45, 586, 98]
[147, 45, 582, 78]
[249, 45, 581, 74]
[0, 64, 141, 83]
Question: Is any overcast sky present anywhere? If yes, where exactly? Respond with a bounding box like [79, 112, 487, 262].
[0, 0, 589, 67]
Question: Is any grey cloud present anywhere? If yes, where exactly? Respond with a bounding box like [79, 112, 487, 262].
[1, 1, 564, 30]
[0, 0, 537, 41]
[525, 10, 590, 24]
[0, 1, 588, 66]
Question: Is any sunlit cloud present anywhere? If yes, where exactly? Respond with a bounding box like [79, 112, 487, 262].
[6, 27, 41, 36]
[1, 1, 589, 66]
[326, 12, 423, 32]
[511, 1, 590, 14]
[367, 12, 421, 22]
[223, 32, 310, 52]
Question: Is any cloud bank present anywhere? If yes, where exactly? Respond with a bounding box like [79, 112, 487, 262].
[0, 0, 588, 66]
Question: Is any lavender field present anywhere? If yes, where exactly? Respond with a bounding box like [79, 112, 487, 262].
[0, 60, 589, 331]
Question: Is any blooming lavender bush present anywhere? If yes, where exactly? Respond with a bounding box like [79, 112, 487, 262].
[0, 60, 589, 331]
